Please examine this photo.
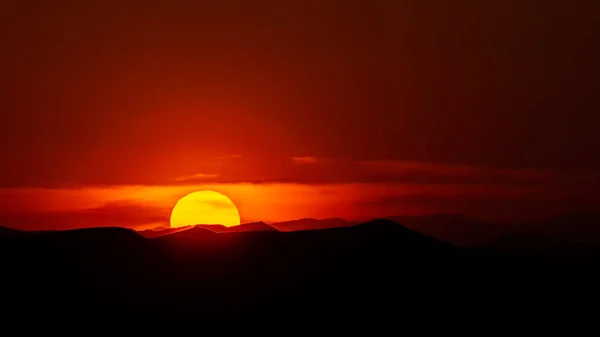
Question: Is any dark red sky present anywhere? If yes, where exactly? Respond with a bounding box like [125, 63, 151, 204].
[1, 1, 599, 228]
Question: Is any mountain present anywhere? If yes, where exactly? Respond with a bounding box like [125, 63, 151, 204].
[0, 225, 20, 237]
[283, 218, 448, 245]
[0, 226, 145, 248]
[159, 219, 449, 249]
[530, 212, 600, 242]
[0, 218, 595, 333]
[0, 226, 152, 286]
[154, 218, 453, 269]
[385, 212, 600, 246]
[270, 217, 356, 231]
[386, 214, 511, 246]
[200, 221, 278, 233]
[155, 225, 219, 244]
[137, 225, 193, 238]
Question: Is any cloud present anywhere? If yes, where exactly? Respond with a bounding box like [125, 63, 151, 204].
[2, 153, 598, 189]
[174, 173, 220, 182]
[198, 157, 597, 186]
[356, 193, 600, 222]
[291, 157, 318, 164]
[204, 200, 237, 209]
[153, 157, 600, 190]
[357, 160, 563, 184]
[0, 201, 171, 231]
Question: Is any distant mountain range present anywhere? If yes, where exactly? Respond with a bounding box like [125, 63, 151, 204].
[3, 212, 600, 247]
[386, 214, 509, 245]
[199, 221, 278, 233]
[269, 217, 357, 232]
[137, 226, 193, 238]
[156, 218, 450, 250]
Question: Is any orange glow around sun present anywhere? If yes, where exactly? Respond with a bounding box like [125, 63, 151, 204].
[170, 190, 241, 228]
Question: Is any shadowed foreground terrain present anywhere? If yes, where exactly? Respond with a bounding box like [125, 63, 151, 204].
[1, 219, 598, 334]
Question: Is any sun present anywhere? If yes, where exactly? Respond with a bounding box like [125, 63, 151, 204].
[170, 190, 241, 228]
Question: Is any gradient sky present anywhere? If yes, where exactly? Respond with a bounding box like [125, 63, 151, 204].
[2, 1, 599, 230]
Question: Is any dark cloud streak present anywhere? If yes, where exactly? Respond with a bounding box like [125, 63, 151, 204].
[0, 201, 170, 231]
[357, 194, 600, 222]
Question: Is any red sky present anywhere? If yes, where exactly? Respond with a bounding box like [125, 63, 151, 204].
[2, 1, 599, 230]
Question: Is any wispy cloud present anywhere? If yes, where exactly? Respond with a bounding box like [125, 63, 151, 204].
[3, 153, 598, 188]
[291, 157, 319, 164]
[165, 157, 598, 186]
[358, 160, 561, 184]
[0, 201, 171, 231]
[174, 173, 220, 182]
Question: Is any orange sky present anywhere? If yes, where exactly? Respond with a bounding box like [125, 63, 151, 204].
[1, 159, 598, 230]
[2, 1, 599, 230]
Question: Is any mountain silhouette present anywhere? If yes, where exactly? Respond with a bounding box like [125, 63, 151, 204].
[386, 214, 510, 245]
[0, 218, 595, 333]
[384, 212, 600, 246]
[285, 218, 450, 248]
[0, 227, 147, 255]
[137, 225, 193, 238]
[270, 217, 356, 231]
[200, 221, 278, 233]
[157, 225, 217, 240]
[43, 226, 143, 241]
[0, 225, 20, 237]
[160, 219, 448, 252]
[529, 212, 600, 242]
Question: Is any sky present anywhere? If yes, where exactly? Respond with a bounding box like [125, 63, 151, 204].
[2, 0, 599, 230]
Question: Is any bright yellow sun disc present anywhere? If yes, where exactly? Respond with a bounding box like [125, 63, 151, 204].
[170, 190, 241, 228]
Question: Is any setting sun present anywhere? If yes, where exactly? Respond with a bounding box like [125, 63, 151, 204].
[170, 190, 241, 228]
